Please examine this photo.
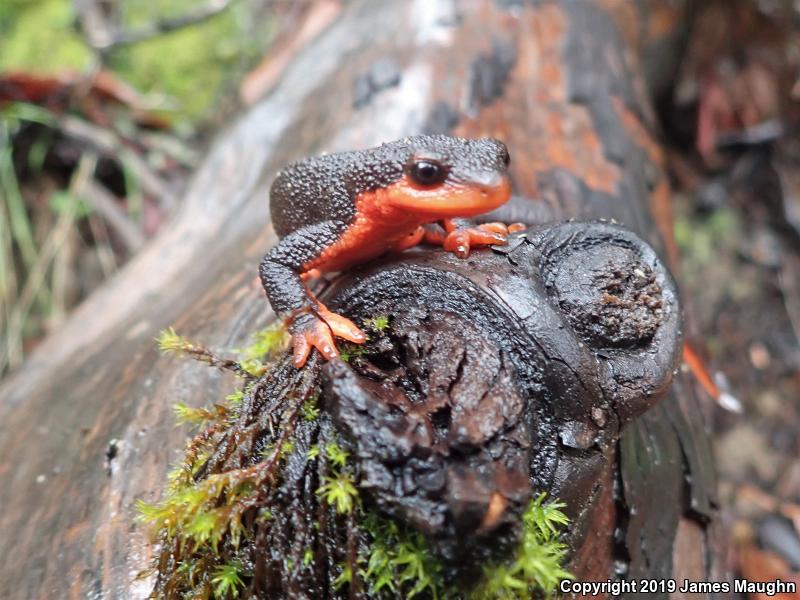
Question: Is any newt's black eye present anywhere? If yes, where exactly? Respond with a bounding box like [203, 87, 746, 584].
[501, 148, 511, 168]
[409, 160, 446, 186]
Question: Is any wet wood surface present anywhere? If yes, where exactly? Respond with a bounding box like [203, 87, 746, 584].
[0, 1, 725, 598]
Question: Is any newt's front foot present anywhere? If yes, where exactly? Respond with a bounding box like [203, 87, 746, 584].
[429, 220, 526, 258]
[289, 307, 366, 368]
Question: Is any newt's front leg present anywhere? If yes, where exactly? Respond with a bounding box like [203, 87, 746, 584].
[424, 218, 525, 258]
[259, 221, 366, 368]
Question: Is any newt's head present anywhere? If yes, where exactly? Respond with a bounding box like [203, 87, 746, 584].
[385, 135, 512, 217]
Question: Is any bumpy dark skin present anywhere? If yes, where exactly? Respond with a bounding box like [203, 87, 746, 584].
[261, 135, 520, 368]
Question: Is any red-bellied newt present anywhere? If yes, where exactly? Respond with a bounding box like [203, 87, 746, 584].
[260, 135, 522, 367]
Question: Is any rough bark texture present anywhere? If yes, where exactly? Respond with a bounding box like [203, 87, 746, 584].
[0, 1, 725, 598]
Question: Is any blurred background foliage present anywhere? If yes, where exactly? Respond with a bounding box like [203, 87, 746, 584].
[0, 0, 274, 121]
[0, 0, 293, 375]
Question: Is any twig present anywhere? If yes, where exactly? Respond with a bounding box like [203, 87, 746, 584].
[83, 0, 240, 51]
[78, 176, 146, 252]
[181, 346, 246, 374]
[0, 184, 21, 370]
[49, 206, 77, 327]
[58, 114, 178, 210]
[1, 155, 94, 373]
[138, 131, 200, 169]
[86, 212, 118, 279]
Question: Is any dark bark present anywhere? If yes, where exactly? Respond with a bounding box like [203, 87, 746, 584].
[0, 1, 725, 598]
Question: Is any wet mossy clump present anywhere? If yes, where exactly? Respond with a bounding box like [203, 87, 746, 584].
[138, 321, 572, 599]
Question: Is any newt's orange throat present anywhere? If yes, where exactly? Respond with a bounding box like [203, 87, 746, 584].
[386, 174, 512, 217]
[300, 176, 512, 275]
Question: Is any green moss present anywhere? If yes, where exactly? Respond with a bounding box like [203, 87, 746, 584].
[107, 0, 272, 120]
[0, 0, 91, 73]
[334, 564, 353, 590]
[317, 473, 359, 515]
[353, 494, 572, 600]
[324, 441, 350, 469]
[300, 393, 320, 421]
[364, 314, 390, 332]
[674, 207, 740, 266]
[157, 327, 191, 354]
[306, 444, 321, 461]
[174, 401, 225, 427]
[339, 343, 366, 363]
[315, 440, 358, 515]
[235, 323, 289, 376]
[302, 549, 314, 568]
[471, 494, 573, 599]
[361, 513, 443, 599]
[211, 561, 246, 599]
[225, 390, 244, 407]
[157, 325, 288, 378]
[0, 0, 277, 123]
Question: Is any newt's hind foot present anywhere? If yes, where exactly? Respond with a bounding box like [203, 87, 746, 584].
[289, 307, 366, 368]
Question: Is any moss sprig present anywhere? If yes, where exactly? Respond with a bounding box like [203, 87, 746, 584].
[316, 441, 358, 515]
[471, 494, 573, 599]
[157, 327, 248, 376]
[211, 561, 247, 599]
[364, 314, 390, 332]
[234, 323, 289, 376]
[360, 513, 444, 599]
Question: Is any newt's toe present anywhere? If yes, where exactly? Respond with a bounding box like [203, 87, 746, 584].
[289, 305, 367, 368]
[476, 222, 509, 235]
[291, 314, 339, 368]
[300, 268, 322, 282]
[443, 227, 507, 258]
[317, 304, 367, 343]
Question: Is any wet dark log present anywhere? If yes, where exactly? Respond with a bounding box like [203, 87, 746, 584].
[0, 1, 725, 598]
[320, 221, 684, 564]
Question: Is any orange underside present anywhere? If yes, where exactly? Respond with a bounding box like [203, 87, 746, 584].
[300, 188, 421, 274]
[301, 176, 510, 275]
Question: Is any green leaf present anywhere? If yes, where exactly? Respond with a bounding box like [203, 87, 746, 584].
[316, 473, 358, 514]
[306, 444, 320, 461]
[324, 442, 349, 469]
[49, 190, 92, 218]
[334, 564, 353, 590]
[302, 549, 314, 568]
[211, 562, 245, 599]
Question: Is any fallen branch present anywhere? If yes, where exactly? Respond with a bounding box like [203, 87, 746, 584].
[78, 0, 240, 51]
[59, 114, 178, 209]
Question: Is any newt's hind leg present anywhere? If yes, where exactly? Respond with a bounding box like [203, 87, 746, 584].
[260, 220, 365, 368]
